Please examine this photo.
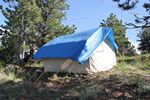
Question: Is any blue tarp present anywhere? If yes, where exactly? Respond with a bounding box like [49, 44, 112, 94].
[33, 27, 118, 64]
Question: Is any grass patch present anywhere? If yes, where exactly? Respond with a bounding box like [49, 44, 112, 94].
[0, 57, 150, 100]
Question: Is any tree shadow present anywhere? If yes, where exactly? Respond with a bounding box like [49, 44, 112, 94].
[0, 72, 149, 100]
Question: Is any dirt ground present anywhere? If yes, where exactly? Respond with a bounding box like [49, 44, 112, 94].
[0, 67, 150, 100]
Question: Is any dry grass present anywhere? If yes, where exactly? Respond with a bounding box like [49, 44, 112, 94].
[0, 58, 150, 100]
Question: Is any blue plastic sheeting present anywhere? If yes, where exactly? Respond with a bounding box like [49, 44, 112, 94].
[33, 27, 118, 64]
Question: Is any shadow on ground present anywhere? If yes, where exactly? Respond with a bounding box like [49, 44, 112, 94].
[0, 70, 149, 100]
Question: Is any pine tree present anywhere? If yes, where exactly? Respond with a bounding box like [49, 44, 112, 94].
[138, 28, 150, 53]
[1, 0, 44, 64]
[0, 0, 75, 65]
[100, 13, 135, 56]
[112, 0, 150, 28]
[35, 0, 76, 46]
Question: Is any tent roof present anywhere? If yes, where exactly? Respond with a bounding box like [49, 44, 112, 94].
[33, 27, 118, 64]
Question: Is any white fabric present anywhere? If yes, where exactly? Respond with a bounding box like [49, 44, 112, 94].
[89, 39, 116, 72]
[43, 58, 90, 74]
[43, 39, 116, 74]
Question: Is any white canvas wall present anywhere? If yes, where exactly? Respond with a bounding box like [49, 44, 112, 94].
[89, 38, 116, 72]
[43, 38, 116, 74]
[43, 58, 90, 74]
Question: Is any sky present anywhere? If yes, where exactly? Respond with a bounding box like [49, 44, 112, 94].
[62, 0, 148, 44]
[0, 0, 148, 46]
